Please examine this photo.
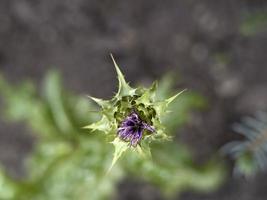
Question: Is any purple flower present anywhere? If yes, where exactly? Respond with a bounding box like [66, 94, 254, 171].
[117, 112, 155, 146]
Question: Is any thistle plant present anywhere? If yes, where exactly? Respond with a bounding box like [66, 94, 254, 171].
[222, 111, 267, 177]
[84, 55, 185, 168]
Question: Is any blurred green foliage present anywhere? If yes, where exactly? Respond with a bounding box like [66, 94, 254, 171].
[0, 71, 225, 199]
[222, 112, 267, 177]
[240, 11, 267, 36]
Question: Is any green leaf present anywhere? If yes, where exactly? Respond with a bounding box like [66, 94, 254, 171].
[163, 91, 207, 133]
[166, 89, 186, 106]
[87, 96, 110, 108]
[153, 89, 186, 119]
[43, 70, 74, 134]
[0, 167, 16, 199]
[83, 115, 111, 133]
[108, 138, 129, 172]
[110, 54, 136, 98]
[236, 152, 257, 177]
[135, 81, 158, 105]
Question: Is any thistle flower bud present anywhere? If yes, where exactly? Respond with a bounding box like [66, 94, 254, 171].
[118, 112, 155, 147]
[84, 55, 185, 167]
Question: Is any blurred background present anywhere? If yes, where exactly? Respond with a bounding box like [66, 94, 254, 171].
[0, 0, 267, 200]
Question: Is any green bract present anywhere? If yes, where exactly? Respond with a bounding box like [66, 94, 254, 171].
[84, 55, 185, 167]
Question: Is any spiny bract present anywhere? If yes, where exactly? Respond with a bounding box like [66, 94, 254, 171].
[84, 55, 185, 168]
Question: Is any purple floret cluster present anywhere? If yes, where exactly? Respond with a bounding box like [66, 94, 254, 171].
[117, 112, 155, 146]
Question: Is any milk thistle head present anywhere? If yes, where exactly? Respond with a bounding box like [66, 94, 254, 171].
[118, 111, 155, 147]
[84, 55, 185, 167]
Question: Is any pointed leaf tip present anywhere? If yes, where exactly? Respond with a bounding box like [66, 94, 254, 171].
[83, 116, 110, 133]
[166, 89, 187, 105]
[87, 95, 109, 108]
[108, 138, 128, 172]
[149, 81, 158, 100]
[110, 54, 124, 81]
[110, 54, 134, 97]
